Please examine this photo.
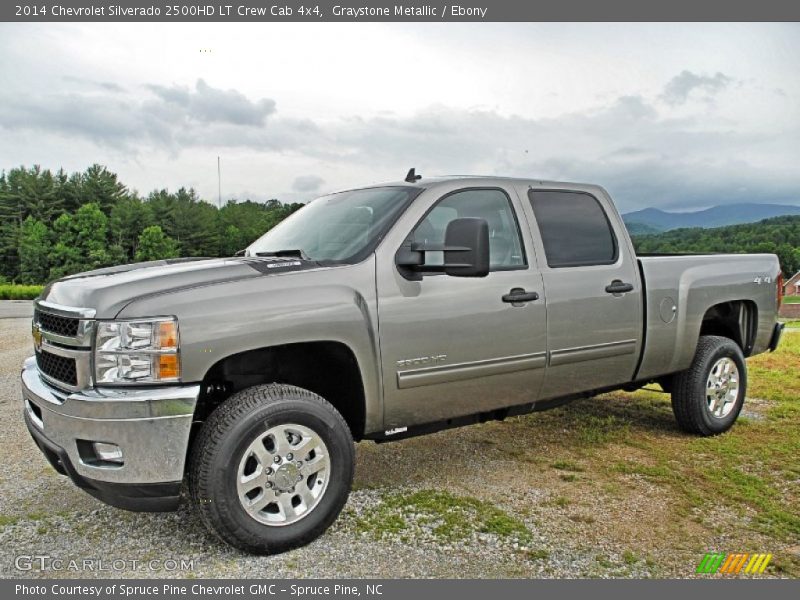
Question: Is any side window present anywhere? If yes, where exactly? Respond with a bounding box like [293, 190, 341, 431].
[412, 189, 526, 269]
[528, 190, 618, 268]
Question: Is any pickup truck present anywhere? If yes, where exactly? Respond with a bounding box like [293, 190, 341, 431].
[21, 174, 785, 554]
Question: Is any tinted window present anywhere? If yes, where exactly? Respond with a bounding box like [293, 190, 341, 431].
[412, 189, 526, 269]
[528, 190, 617, 267]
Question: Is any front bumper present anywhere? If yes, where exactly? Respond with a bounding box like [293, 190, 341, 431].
[21, 356, 200, 512]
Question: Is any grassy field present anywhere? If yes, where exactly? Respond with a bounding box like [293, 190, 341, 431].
[783, 296, 800, 304]
[0, 284, 43, 300]
[509, 331, 800, 574]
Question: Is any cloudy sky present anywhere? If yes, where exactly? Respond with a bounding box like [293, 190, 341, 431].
[0, 22, 798, 212]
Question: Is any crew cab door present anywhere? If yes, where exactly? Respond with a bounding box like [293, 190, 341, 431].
[521, 187, 643, 398]
[375, 186, 547, 429]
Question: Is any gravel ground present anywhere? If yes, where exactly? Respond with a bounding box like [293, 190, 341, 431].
[0, 316, 791, 579]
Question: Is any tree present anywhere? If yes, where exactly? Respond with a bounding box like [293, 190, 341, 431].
[147, 187, 220, 256]
[17, 217, 51, 284]
[110, 196, 153, 260]
[135, 225, 180, 261]
[48, 203, 113, 279]
[219, 224, 247, 257]
[80, 164, 128, 214]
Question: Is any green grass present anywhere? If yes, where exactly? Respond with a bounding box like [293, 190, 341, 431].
[480, 330, 800, 575]
[610, 333, 800, 542]
[0, 515, 20, 526]
[0, 284, 43, 300]
[353, 489, 532, 544]
[623, 550, 639, 565]
[782, 295, 800, 304]
[550, 460, 584, 472]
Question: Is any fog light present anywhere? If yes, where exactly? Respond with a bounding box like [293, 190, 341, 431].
[93, 442, 123, 464]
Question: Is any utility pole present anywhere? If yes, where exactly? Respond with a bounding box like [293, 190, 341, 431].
[217, 156, 222, 209]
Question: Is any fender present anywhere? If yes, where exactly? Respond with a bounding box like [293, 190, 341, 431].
[116, 258, 383, 433]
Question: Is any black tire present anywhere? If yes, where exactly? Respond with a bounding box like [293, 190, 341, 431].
[671, 335, 747, 436]
[188, 383, 355, 554]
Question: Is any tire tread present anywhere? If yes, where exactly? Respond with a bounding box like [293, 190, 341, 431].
[188, 383, 354, 554]
[671, 335, 745, 436]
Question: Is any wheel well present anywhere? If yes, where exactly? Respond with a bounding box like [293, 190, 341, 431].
[699, 300, 757, 356]
[194, 341, 366, 440]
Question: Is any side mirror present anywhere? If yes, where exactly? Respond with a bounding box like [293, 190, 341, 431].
[443, 217, 490, 277]
[395, 217, 490, 279]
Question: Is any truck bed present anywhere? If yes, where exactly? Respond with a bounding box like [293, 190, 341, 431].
[635, 253, 781, 381]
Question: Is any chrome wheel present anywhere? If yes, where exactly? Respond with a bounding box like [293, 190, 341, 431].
[236, 423, 330, 526]
[705, 357, 740, 418]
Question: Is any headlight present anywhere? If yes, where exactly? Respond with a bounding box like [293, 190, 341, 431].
[94, 317, 181, 384]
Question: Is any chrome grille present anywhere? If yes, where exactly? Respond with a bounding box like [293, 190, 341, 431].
[33, 300, 95, 391]
[36, 350, 78, 387]
[35, 310, 80, 337]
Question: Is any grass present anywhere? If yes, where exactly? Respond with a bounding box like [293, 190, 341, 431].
[0, 284, 43, 300]
[602, 333, 800, 543]
[473, 330, 800, 575]
[550, 460, 584, 472]
[353, 489, 532, 544]
[623, 550, 639, 565]
[782, 295, 800, 304]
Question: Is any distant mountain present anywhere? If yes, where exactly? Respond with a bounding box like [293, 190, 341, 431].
[624, 222, 663, 236]
[622, 203, 800, 232]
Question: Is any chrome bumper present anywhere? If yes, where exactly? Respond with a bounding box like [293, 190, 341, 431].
[21, 356, 199, 487]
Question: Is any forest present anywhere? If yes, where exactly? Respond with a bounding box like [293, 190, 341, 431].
[0, 165, 303, 284]
[631, 215, 800, 277]
[1, 164, 799, 286]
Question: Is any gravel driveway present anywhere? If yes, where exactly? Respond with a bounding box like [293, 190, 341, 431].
[0, 316, 793, 579]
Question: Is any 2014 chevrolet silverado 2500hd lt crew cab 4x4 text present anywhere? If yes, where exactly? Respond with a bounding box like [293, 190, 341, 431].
[21, 174, 785, 553]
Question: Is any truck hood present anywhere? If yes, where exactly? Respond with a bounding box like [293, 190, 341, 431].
[40, 256, 325, 318]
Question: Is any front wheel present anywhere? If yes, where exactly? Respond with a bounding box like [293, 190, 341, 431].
[188, 384, 355, 554]
[671, 335, 747, 436]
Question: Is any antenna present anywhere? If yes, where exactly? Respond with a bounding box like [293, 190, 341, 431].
[405, 168, 422, 183]
[217, 156, 222, 208]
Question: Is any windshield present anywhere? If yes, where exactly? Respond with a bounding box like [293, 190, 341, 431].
[246, 186, 420, 263]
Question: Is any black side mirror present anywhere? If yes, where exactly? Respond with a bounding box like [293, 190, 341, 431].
[395, 217, 490, 279]
[443, 217, 490, 277]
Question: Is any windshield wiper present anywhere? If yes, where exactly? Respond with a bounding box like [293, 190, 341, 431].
[254, 249, 310, 260]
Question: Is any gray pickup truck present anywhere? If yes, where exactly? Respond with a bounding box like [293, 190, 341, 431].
[22, 174, 785, 554]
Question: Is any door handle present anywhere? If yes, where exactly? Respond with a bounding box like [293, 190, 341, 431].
[605, 280, 634, 294]
[502, 288, 539, 304]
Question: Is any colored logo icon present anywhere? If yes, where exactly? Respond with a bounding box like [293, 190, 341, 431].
[697, 553, 772, 575]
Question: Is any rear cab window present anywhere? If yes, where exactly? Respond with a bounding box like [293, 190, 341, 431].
[527, 190, 618, 268]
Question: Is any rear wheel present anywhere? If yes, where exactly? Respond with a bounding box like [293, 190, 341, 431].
[671, 335, 746, 436]
[188, 384, 354, 554]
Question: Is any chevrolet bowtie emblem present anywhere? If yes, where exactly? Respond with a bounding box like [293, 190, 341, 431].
[32, 323, 42, 351]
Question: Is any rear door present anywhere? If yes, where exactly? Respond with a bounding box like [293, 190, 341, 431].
[375, 186, 548, 429]
[521, 187, 643, 398]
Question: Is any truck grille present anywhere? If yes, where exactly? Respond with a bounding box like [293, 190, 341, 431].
[35, 310, 80, 338]
[36, 350, 78, 387]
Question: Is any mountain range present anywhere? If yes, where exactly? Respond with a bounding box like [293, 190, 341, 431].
[622, 203, 800, 233]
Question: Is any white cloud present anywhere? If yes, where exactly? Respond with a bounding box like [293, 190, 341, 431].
[0, 23, 797, 210]
[660, 71, 734, 105]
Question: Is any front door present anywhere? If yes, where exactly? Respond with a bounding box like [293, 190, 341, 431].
[376, 187, 548, 429]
